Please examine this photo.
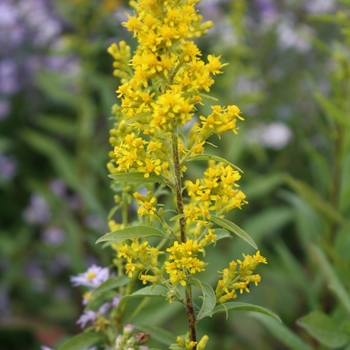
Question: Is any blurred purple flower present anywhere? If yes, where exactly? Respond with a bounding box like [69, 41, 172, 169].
[70, 265, 109, 288]
[77, 310, 97, 328]
[22, 194, 51, 225]
[255, 0, 278, 17]
[49, 253, 71, 275]
[0, 59, 19, 95]
[98, 302, 112, 315]
[41, 346, 53, 350]
[0, 152, 17, 180]
[305, 0, 335, 13]
[85, 213, 107, 232]
[49, 178, 67, 197]
[41, 226, 66, 246]
[25, 262, 47, 292]
[112, 296, 120, 308]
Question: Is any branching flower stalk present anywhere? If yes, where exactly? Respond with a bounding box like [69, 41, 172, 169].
[102, 0, 269, 349]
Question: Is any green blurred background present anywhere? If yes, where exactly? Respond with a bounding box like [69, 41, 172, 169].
[1, 0, 349, 349]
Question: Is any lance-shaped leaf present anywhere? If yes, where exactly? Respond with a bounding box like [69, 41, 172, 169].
[92, 275, 130, 296]
[96, 225, 167, 244]
[118, 285, 169, 309]
[210, 215, 257, 249]
[109, 172, 167, 184]
[212, 302, 281, 323]
[57, 332, 102, 350]
[311, 245, 350, 315]
[136, 324, 177, 346]
[297, 311, 350, 348]
[253, 313, 313, 350]
[188, 154, 243, 173]
[189, 278, 216, 320]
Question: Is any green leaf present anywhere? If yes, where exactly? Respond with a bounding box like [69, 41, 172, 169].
[189, 279, 216, 320]
[284, 175, 349, 227]
[212, 302, 281, 323]
[118, 285, 169, 309]
[213, 228, 231, 241]
[109, 172, 167, 184]
[297, 311, 350, 348]
[253, 313, 313, 350]
[96, 225, 168, 244]
[188, 154, 243, 173]
[136, 324, 176, 345]
[92, 275, 130, 296]
[57, 332, 101, 350]
[210, 215, 257, 249]
[311, 245, 350, 315]
[314, 92, 349, 127]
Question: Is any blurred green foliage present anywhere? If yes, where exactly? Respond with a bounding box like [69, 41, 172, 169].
[1, 0, 350, 349]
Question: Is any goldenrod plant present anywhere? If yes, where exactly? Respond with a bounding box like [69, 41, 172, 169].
[55, 1, 279, 349]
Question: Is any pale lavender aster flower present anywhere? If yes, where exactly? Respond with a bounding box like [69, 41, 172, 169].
[70, 265, 109, 288]
[77, 310, 97, 328]
[112, 296, 121, 308]
[41, 346, 53, 350]
[98, 302, 112, 315]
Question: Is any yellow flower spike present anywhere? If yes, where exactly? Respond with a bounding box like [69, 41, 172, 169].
[197, 335, 209, 350]
[139, 274, 159, 285]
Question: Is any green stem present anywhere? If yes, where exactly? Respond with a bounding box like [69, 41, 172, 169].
[172, 131, 197, 347]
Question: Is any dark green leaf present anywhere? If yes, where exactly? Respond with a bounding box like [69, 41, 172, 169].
[213, 228, 231, 241]
[189, 279, 216, 320]
[118, 285, 169, 309]
[311, 246, 350, 315]
[92, 275, 130, 296]
[297, 311, 350, 348]
[136, 324, 176, 345]
[253, 313, 313, 350]
[210, 215, 257, 249]
[212, 302, 281, 323]
[96, 225, 168, 244]
[57, 332, 101, 350]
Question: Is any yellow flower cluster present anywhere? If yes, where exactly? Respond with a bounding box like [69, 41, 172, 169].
[165, 240, 206, 286]
[184, 161, 247, 223]
[215, 251, 267, 303]
[107, 0, 243, 179]
[118, 239, 160, 281]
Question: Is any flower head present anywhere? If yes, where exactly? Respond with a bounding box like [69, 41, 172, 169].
[70, 265, 109, 288]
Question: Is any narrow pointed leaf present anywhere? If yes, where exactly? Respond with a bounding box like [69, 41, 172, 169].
[109, 172, 166, 184]
[92, 275, 130, 296]
[136, 324, 176, 345]
[311, 245, 350, 315]
[297, 311, 350, 348]
[210, 215, 257, 249]
[212, 302, 281, 323]
[214, 228, 231, 241]
[57, 332, 101, 350]
[118, 285, 169, 309]
[189, 279, 216, 320]
[96, 225, 167, 244]
[253, 313, 313, 350]
[188, 154, 243, 173]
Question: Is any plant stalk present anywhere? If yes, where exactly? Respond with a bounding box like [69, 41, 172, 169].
[172, 131, 197, 347]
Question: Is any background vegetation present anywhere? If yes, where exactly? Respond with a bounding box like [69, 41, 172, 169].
[1, 0, 349, 349]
